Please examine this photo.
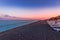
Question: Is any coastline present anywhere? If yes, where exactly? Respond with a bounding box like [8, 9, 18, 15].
[0, 20, 38, 32]
[0, 20, 60, 40]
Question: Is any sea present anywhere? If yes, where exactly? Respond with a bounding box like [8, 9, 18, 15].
[0, 20, 37, 32]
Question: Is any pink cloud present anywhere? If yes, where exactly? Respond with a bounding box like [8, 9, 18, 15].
[0, 15, 20, 20]
[0, 15, 31, 20]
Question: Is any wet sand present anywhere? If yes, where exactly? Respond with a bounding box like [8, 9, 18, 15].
[0, 20, 60, 40]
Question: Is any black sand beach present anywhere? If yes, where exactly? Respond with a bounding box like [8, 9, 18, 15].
[0, 20, 60, 40]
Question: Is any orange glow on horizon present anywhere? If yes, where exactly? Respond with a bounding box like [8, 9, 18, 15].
[16, 13, 60, 20]
[0, 7, 60, 20]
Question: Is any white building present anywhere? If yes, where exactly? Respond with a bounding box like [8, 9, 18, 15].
[47, 19, 60, 31]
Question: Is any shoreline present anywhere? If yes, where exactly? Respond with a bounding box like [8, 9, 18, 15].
[0, 20, 38, 32]
[0, 20, 60, 40]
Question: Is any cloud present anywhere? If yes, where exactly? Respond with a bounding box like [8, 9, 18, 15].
[0, 14, 30, 20]
[2, 15, 11, 17]
[0, 15, 19, 20]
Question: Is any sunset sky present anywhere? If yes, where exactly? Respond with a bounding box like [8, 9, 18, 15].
[0, 0, 60, 20]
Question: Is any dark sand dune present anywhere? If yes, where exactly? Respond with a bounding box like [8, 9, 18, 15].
[0, 20, 60, 40]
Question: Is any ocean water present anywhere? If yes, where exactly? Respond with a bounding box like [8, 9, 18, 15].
[0, 20, 37, 32]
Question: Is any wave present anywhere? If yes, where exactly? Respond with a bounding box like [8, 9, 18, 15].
[0, 20, 37, 32]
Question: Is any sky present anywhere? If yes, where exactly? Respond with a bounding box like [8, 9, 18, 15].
[0, 0, 60, 20]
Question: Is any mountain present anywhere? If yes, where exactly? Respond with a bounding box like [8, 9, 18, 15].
[48, 15, 60, 20]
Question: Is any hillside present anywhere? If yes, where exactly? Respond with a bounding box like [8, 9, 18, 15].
[48, 15, 60, 20]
